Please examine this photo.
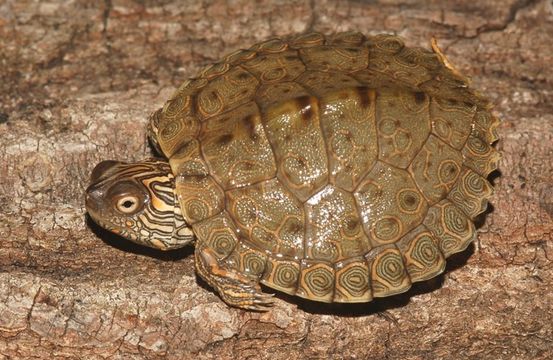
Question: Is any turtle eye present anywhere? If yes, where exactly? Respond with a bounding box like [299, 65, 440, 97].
[116, 195, 141, 214]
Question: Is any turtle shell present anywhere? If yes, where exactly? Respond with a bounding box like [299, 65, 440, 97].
[150, 32, 500, 303]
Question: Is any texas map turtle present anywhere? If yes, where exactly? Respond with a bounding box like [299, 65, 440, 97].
[86, 32, 500, 310]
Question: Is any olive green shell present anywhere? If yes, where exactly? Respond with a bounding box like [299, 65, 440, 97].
[149, 32, 499, 303]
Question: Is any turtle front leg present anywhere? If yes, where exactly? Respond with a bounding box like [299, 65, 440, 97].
[194, 246, 274, 311]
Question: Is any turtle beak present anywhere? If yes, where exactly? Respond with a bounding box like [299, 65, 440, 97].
[86, 160, 121, 214]
[90, 160, 121, 183]
[85, 183, 104, 214]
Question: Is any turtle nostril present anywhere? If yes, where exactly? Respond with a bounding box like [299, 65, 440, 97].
[85, 193, 94, 209]
[85, 185, 103, 210]
[91, 160, 121, 183]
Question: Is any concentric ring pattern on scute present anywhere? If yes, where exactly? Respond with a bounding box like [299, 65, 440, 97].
[152, 31, 499, 303]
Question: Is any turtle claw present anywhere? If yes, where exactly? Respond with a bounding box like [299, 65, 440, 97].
[216, 283, 275, 311]
[244, 297, 275, 311]
[254, 293, 275, 305]
[195, 246, 276, 311]
[251, 293, 275, 309]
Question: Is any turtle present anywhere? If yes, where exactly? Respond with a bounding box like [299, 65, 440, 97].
[85, 31, 500, 311]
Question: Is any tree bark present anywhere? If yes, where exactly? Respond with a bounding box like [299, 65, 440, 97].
[1, 0, 552, 359]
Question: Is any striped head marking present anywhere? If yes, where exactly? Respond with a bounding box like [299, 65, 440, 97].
[85, 159, 194, 250]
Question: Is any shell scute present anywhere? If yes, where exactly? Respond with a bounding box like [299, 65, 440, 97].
[242, 50, 305, 83]
[354, 161, 429, 247]
[408, 135, 464, 204]
[170, 138, 225, 224]
[395, 224, 446, 282]
[289, 32, 326, 49]
[199, 62, 231, 80]
[319, 86, 378, 191]
[375, 87, 431, 168]
[366, 244, 412, 297]
[249, 37, 289, 53]
[196, 66, 259, 119]
[226, 179, 305, 259]
[192, 211, 239, 260]
[223, 49, 257, 65]
[447, 168, 494, 219]
[333, 257, 372, 303]
[473, 110, 500, 143]
[462, 131, 501, 177]
[423, 199, 476, 257]
[299, 44, 369, 73]
[305, 185, 371, 263]
[430, 96, 475, 150]
[297, 260, 335, 302]
[200, 102, 276, 189]
[327, 31, 366, 46]
[261, 258, 300, 295]
[263, 95, 328, 202]
[370, 34, 405, 54]
[255, 81, 309, 110]
[224, 241, 268, 280]
[176, 173, 225, 225]
[367, 38, 437, 87]
[153, 86, 201, 157]
[297, 70, 361, 97]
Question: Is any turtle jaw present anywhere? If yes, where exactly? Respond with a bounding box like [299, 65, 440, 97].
[86, 207, 125, 238]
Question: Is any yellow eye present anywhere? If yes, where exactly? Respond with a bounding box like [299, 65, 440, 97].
[116, 196, 140, 214]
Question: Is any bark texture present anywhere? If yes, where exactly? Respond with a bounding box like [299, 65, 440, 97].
[1, 0, 552, 359]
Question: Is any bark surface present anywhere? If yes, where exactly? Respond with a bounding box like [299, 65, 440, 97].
[1, 0, 552, 359]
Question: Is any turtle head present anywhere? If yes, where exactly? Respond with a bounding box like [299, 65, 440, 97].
[85, 159, 194, 250]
